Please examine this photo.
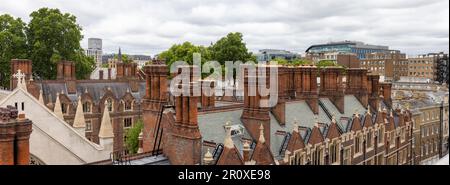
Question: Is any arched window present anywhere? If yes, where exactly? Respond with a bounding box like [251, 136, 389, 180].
[124, 100, 133, 111]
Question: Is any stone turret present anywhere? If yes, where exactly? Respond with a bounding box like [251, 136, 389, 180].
[99, 103, 114, 151]
[72, 96, 86, 134]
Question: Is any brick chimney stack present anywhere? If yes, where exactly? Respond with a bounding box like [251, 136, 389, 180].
[380, 82, 392, 107]
[271, 66, 288, 125]
[367, 74, 380, 110]
[57, 61, 76, 80]
[0, 106, 32, 165]
[167, 79, 202, 165]
[142, 64, 168, 153]
[320, 67, 345, 114]
[346, 68, 368, 107]
[200, 80, 215, 109]
[10, 59, 32, 90]
[293, 66, 319, 114]
[241, 64, 271, 145]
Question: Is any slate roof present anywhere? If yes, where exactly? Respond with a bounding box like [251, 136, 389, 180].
[197, 100, 331, 160]
[39, 81, 146, 104]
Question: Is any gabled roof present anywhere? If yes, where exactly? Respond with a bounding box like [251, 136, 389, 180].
[216, 146, 244, 165]
[307, 126, 324, 145]
[326, 121, 342, 140]
[286, 130, 306, 153]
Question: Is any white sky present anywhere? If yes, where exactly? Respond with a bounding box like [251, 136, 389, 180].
[1, 0, 448, 57]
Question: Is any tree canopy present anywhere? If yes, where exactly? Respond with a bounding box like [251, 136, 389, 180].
[158, 41, 211, 67]
[125, 119, 144, 154]
[158, 32, 255, 67]
[0, 14, 28, 87]
[209, 32, 255, 65]
[27, 8, 94, 80]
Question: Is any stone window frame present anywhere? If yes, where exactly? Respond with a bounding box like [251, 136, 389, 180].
[85, 120, 92, 132]
[123, 117, 133, 129]
[82, 101, 92, 113]
[378, 125, 385, 146]
[311, 145, 323, 165]
[366, 129, 374, 151]
[343, 146, 352, 165]
[389, 131, 396, 149]
[122, 99, 134, 111]
[106, 98, 114, 112]
[328, 139, 340, 165]
[61, 102, 69, 115]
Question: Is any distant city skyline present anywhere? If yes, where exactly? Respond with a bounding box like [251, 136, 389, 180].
[1, 0, 448, 57]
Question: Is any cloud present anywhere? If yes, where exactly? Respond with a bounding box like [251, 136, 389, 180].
[0, 0, 448, 56]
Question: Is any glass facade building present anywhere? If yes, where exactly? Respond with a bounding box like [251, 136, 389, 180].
[306, 41, 389, 59]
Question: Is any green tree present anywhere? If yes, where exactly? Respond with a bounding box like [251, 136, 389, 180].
[26, 8, 93, 80]
[158, 41, 211, 67]
[114, 53, 130, 63]
[270, 57, 289, 65]
[210, 32, 254, 65]
[125, 119, 144, 154]
[0, 14, 28, 88]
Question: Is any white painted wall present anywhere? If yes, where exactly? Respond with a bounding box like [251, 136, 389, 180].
[0, 88, 112, 164]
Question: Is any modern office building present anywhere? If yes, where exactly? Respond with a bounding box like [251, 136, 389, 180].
[255, 49, 301, 61]
[86, 38, 103, 67]
[306, 41, 389, 59]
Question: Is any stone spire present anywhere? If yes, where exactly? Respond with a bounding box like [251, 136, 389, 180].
[118, 47, 122, 62]
[38, 90, 44, 105]
[292, 118, 299, 133]
[331, 113, 337, 123]
[20, 75, 27, 91]
[99, 102, 114, 138]
[258, 123, 265, 144]
[223, 121, 234, 149]
[367, 105, 371, 116]
[53, 93, 64, 120]
[203, 148, 214, 165]
[72, 96, 86, 130]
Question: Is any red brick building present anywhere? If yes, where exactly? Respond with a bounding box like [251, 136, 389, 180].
[0, 106, 33, 165]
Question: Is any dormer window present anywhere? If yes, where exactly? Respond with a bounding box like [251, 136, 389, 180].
[106, 99, 113, 112]
[61, 103, 68, 114]
[227, 124, 245, 137]
[124, 101, 133, 111]
[83, 102, 91, 113]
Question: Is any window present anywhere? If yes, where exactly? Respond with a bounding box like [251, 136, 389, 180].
[367, 131, 372, 148]
[124, 118, 132, 128]
[343, 148, 351, 165]
[389, 132, 395, 148]
[377, 154, 384, 165]
[355, 135, 361, 154]
[379, 127, 384, 144]
[83, 102, 91, 113]
[106, 99, 113, 112]
[124, 101, 132, 111]
[312, 147, 322, 165]
[21, 102, 24, 111]
[86, 120, 92, 132]
[387, 156, 396, 165]
[61, 103, 68, 114]
[329, 142, 338, 164]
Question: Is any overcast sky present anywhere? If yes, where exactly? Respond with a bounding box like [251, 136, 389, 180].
[1, 0, 448, 57]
